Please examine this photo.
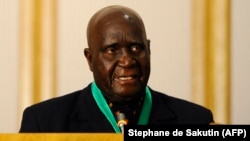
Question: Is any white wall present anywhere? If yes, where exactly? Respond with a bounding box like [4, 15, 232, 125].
[0, 0, 249, 133]
[0, 0, 18, 132]
[231, 0, 250, 124]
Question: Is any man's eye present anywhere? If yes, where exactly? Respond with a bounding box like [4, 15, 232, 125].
[106, 47, 118, 54]
[131, 45, 142, 52]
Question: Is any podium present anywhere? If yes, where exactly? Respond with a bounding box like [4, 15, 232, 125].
[0, 133, 123, 141]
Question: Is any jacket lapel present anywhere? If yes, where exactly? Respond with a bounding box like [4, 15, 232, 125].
[148, 89, 177, 124]
[68, 84, 114, 132]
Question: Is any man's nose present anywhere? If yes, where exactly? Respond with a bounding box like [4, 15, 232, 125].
[117, 49, 136, 67]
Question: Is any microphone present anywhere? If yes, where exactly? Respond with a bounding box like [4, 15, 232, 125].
[117, 113, 128, 134]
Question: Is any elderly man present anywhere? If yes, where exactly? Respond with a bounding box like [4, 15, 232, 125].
[19, 5, 214, 133]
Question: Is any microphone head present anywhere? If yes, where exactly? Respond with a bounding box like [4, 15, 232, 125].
[117, 113, 128, 126]
[117, 113, 126, 121]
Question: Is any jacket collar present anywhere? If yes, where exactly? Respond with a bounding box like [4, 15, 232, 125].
[69, 84, 114, 132]
[148, 87, 177, 124]
[69, 84, 177, 131]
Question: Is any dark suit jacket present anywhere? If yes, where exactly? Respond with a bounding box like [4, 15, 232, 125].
[19, 83, 214, 132]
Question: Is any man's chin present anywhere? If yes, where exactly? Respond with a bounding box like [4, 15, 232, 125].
[112, 91, 143, 103]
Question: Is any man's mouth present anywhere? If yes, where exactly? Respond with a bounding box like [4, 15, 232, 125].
[114, 75, 140, 82]
[117, 76, 134, 80]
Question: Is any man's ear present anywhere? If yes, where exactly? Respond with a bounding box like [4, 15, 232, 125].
[84, 48, 93, 71]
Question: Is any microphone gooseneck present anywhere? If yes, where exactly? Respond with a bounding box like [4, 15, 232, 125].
[117, 113, 128, 134]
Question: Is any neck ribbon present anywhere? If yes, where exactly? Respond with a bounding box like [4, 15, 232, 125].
[91, 82, 152, 133]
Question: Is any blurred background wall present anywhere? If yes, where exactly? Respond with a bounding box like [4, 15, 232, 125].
[0, 0, 249, 132]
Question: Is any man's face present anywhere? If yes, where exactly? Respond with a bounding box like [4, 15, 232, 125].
[85, 14, 150, 102]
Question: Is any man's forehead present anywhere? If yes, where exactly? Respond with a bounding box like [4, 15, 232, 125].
[87, 5, 147, 48]
[94, 5, 137, 18]
[90, 5, 142, 26]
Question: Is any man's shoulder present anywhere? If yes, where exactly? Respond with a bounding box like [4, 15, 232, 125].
[30, 89, 82, 109]
[150, 88, 211, 112]
[25, 84, 92, 112]
[150, 88, 214, 123]
[19, 84, 95, 132]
